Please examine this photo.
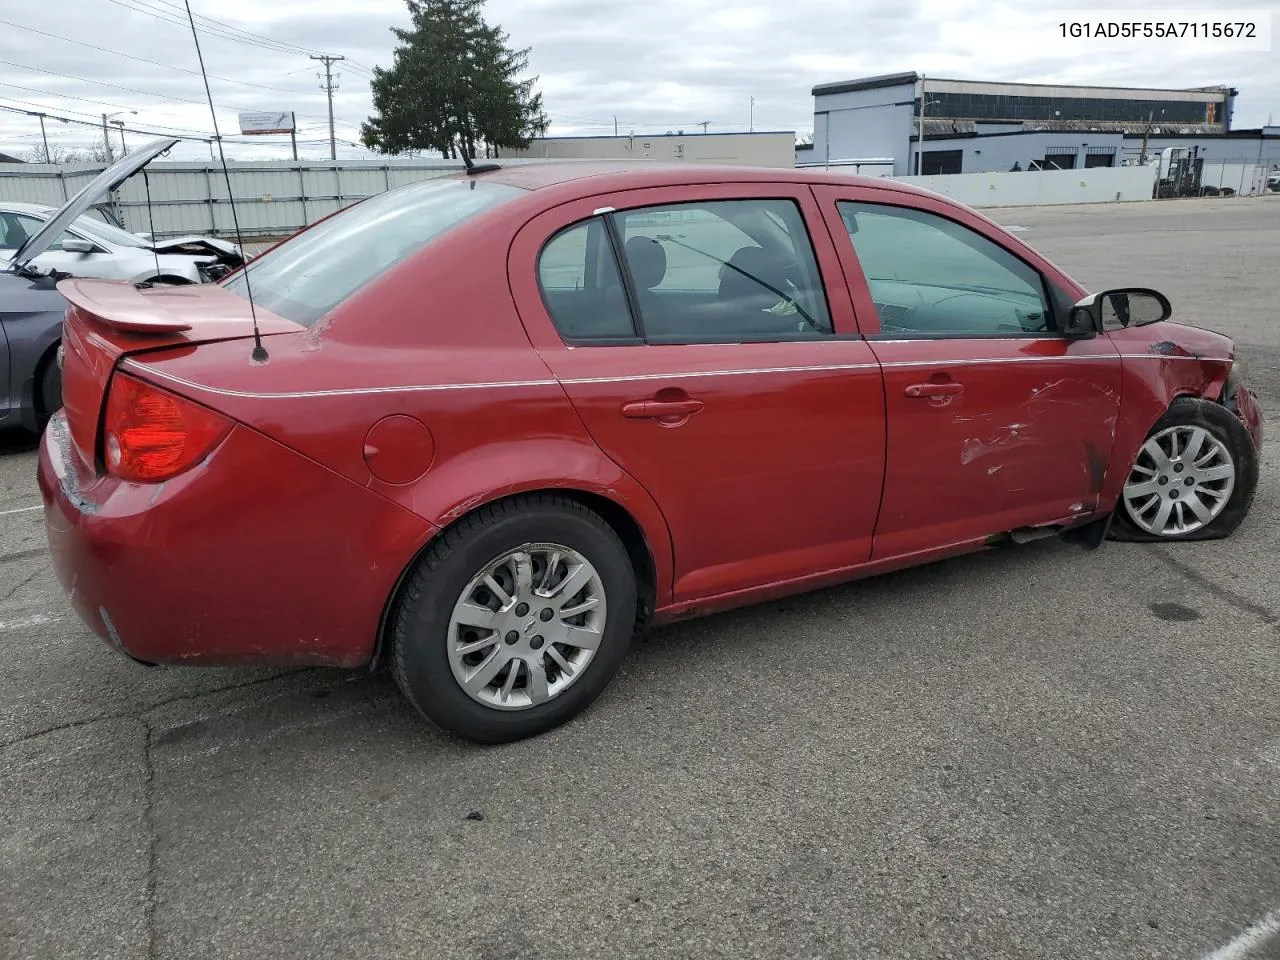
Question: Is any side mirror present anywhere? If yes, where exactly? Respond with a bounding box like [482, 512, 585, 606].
[60, 238, 97, 254]
[1074, 287, 1171, 332]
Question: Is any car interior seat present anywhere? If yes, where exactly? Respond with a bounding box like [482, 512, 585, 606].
[623, 236, 671, 330]
[0, 214, 30, 252]
[718, 245, 790, 311]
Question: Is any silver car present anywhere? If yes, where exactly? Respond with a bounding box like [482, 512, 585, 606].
[0, 200, 243, 285]
[1, 138, 232, 434]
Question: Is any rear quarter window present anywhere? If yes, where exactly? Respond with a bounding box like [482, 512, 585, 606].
[223, 178, 524, 327]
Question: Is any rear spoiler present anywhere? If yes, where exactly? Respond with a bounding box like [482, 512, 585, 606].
[58, 278, 193, 333]
[56, 278, 299, 337]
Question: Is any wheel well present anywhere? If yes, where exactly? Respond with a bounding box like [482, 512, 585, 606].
[368, 488, 659, 673]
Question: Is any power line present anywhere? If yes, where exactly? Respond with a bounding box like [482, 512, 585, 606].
[0, 100, 309, 146]
[0, 17, 332, 99]
[0, 57, 366, 130]
[147, 0, 323, 56]
[0, 93, 352, 139]
[101, 0, 324, 58]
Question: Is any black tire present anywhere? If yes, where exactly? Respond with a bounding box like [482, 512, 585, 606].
[390, 494, 637, 744]
[1110, 396, 1259, 542]
[35, 347, 62, 429]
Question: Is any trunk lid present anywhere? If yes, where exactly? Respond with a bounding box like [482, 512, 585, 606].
[56, 277, 302, 469]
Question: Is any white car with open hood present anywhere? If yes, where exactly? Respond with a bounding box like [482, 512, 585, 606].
[0, 192, 243, 285]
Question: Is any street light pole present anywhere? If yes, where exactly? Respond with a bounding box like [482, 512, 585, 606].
[916, 73, 926, 175]
[35, 113, 50, 162]
[101, 112, 115, 162]
[101, 110, 137, 162]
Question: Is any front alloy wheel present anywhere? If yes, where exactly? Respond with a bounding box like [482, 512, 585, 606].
[1111, 397, 1258, 543]
[1122, 425, 1235, 536]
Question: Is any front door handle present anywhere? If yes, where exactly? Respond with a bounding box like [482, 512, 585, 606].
[905, 382, 964, 399]
[621, 398, 705, 420]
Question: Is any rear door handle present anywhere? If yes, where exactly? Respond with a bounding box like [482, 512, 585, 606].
[621, 399, 705, 419]
[905, 382, 964, 399]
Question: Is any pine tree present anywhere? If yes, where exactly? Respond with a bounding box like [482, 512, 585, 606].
[361, 0, 549, 160]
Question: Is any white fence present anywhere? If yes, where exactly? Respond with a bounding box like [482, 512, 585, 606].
[889, 165, 1159, 207]
[1197, 160, 1271, 196]
[0, 158, 474, 239]
[2, 156, 1272, 241]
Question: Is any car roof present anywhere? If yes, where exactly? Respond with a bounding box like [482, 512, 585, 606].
[0, 200, 57, 216]
[452, 160, 940, 202]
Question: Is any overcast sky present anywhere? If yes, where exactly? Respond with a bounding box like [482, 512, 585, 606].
[0, 0, 1275, 162]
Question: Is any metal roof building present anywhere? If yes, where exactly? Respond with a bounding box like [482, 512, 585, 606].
[809, 72, 1248, 176]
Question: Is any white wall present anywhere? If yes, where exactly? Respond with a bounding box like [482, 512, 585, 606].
[813, 80, 918, 176]
[888, 165, 1158, 207]
[0, 158, 476, 238]
[503, 132, 795, 168]
[1199, 162, 1269, 194]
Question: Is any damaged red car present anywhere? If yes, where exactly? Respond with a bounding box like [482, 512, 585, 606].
[38, 151, 1264, 743]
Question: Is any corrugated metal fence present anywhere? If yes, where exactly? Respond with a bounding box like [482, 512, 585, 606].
[0, 158, 481, 239]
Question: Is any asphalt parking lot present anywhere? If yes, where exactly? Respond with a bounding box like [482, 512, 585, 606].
[3, 196, 1278, 960]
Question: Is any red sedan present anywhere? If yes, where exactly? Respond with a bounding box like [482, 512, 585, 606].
[38, 161, 1264, 743]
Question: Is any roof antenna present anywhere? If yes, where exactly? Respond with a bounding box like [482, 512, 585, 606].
[461, 139, 501, 176]
[183, 0, 267, 364]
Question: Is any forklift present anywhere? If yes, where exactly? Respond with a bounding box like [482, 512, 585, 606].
[1152, 146, 1205, 198]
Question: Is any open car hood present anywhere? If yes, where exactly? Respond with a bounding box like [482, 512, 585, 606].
[151, 235, 244, 263]
[10, 137, 180, 269]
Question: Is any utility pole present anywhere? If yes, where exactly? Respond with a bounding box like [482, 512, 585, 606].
[35, 112, 50, 162]
[749, 97, 754, 132]
[1138, 110, 1154, 164]
[114, 120, 127, 156]
[613, 116, 618, 136]
[311, 53, 345, 160]
[100, 113, 115, 162]
[697, 121, 711, 134]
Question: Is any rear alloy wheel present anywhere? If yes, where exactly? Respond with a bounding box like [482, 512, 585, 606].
[447, 544, 608, 711]
[391, 495, 636, 743]
[1113, 397, 1258, 542]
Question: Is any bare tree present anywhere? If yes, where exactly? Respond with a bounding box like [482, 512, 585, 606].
[22, 143, 113, 164]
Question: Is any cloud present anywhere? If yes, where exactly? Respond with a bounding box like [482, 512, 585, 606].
[0, 0, 1274, 161]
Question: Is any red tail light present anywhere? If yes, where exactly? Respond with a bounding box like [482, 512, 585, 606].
[103, 373, 232, 483]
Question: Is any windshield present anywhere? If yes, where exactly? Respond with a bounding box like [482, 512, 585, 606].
[72, 214, 150, 248]
[223, 177, 524, 327]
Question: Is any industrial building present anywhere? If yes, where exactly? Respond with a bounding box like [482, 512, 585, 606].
[803, 72, 1279, 187]
[502, 131, 796, 168]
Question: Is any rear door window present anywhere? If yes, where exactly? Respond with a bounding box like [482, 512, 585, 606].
[537, 218, 636, 342]
[615, 200, 833, 343]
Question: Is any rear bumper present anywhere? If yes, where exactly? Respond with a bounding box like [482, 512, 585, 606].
[37, 412, 435, 668]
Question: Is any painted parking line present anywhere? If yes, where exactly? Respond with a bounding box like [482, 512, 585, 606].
[0, 614, 64, 633]
[1202, 907, 1280, 960]
[0, 505, 42, 517]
